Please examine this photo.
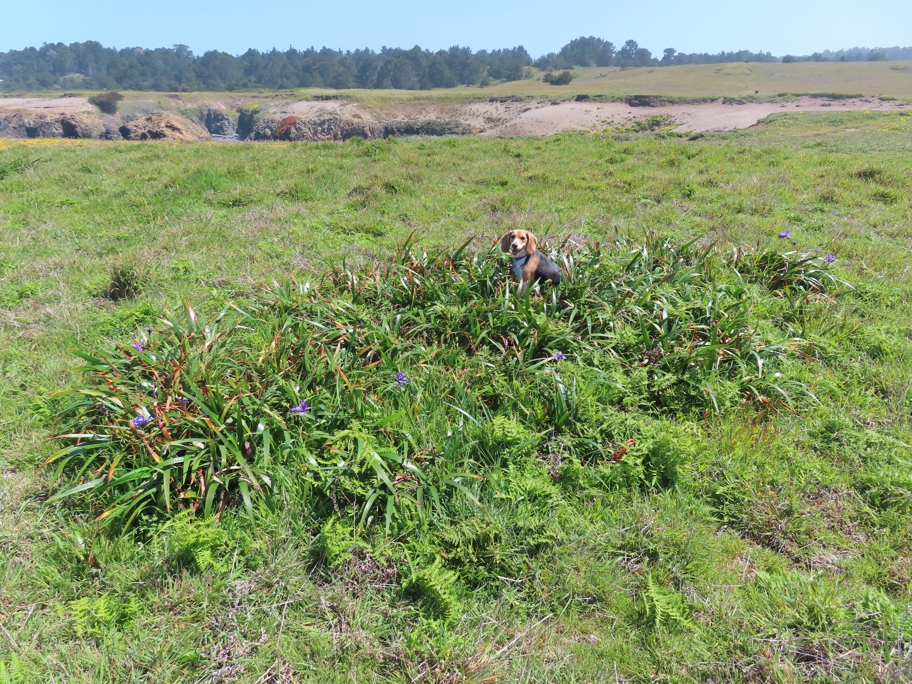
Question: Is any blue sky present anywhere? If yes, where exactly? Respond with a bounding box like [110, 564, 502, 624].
[1, 0, 909, 57]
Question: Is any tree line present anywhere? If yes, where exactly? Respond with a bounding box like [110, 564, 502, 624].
[0, 43, 533, 91]
[0, 37, 909, 91]
[784, 46, 912, 63]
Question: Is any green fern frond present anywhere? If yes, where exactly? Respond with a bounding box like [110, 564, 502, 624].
[643, 575, 697, 632]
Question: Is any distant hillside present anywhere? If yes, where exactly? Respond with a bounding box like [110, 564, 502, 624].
[1, 39, 909, 92]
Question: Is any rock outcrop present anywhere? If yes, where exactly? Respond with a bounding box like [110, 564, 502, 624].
[246, 115, 383, 142]
[201, 108, 237, 137]
[0, 106, 466, 143]
[119, 115, 212, 141]
[0, 112, 105, 139]
[0, 113, 32, 138]
[59, 114, 106, 139]
[236, 105, 259, 140]
[626, 95, 673, 108]
[243, 115, 466, 142]
[382, 120, 468, 137]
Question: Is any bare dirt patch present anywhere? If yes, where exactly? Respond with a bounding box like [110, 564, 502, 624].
[280, 99, 366, 120]
[463, 96, 907, 135]
[0, 96, 92, 114]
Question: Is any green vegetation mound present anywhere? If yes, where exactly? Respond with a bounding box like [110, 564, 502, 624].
[52, 236, 840, 536]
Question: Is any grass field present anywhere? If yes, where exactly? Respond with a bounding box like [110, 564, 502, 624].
[534, 60, 912, 99]
[1, 109, 912, 682]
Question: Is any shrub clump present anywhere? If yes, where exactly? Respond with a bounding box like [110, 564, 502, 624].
[88, 91, 124, 115]
[543, 70, 574, 85]
[104, 264, 143, 301]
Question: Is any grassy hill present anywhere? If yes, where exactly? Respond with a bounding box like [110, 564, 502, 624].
[5, 60, 912, 114]
[527, 60, 912, 99]
[1, 109, 911, 681]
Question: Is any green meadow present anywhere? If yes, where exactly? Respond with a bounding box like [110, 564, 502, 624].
[1, 109, 912, 682]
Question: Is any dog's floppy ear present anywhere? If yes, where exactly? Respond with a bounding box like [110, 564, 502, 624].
[499, 232, 512, 253]
[526, 231, 538, 254]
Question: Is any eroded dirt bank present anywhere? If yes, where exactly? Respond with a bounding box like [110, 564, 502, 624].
[0, 93, 906, 141]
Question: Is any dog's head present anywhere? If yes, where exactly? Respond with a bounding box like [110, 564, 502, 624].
[500, 230, 538, 258]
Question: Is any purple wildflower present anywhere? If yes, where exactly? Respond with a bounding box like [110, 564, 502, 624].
[99, 402, 109, 416]
[553, 351, 566, 361]
[392, 371, 410, 387]
[152, 388, 158, 400]
[180, 397, 189, 406]
[146, 327, 152, 333]
[791, 241, 796, 246]
[289, 400, 310, 413]
[825, 253, 836, 264]
[132, 340, 144, 353]
[132, 415, 152, 428]
[778, 229, 790, 239]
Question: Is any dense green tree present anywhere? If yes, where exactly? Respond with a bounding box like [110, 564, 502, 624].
[532, 52, 570, 70]
[618, 39, 640, 64]
[558, 36, 615, 67]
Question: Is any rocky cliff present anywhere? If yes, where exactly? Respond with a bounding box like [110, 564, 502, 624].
[0, 112, 108, 139]
[0, 102, 469, 142]
[119, 115, 212, 141]
[246, 115, 383, 142]
[201, 108, 237, 137]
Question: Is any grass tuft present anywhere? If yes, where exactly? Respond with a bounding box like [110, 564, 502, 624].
[104, 264, 144, 301]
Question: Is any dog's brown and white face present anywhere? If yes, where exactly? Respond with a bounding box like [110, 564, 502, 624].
[500, 230, 538, 258]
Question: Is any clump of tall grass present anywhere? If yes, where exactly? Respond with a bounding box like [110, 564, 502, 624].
[104, 263, 144, 301]
[0, 157, 39, 181]
[49, 235, 842, 535]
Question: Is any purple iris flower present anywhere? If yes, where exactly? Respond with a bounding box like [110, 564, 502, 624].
[289, 400, 310, 413]
[132, 415, 152, 428]
[553, 351, 566, 361]
[392, 372, 410, 386]
[778, 229, 790, 239]
[825, 253, 836, 263]
[132, 340, 144, 353]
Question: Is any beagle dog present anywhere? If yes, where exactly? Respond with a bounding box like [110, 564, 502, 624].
[500, 230, 563, 288]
